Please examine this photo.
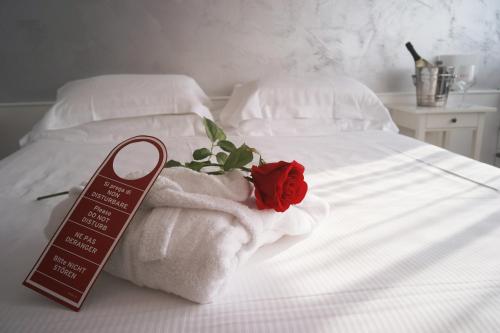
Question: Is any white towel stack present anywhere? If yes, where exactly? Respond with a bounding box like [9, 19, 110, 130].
[45, 167, 329, 303]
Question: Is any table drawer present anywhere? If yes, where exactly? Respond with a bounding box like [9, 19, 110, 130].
[426, 113, 479, 129]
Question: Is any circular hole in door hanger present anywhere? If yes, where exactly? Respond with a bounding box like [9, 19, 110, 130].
[113, 141, 160, 180]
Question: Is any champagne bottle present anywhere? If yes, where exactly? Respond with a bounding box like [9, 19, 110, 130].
[405, 42, 432, 68]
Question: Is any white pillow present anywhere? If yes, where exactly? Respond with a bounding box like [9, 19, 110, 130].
[219, 75, 398, 133]
[21, 114, 207, 146]
[35, 74, 213, 131]
[227, 118, 339, 136]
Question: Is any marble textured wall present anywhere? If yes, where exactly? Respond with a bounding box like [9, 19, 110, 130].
[1, 0, 500, 101]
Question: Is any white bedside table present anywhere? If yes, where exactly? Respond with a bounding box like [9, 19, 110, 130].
[386, 104, 497, 160]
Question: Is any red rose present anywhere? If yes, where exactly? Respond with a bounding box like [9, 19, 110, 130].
[251, 160, 308, 212]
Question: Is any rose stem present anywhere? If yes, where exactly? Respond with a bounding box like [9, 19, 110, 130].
[36, 191, 69, 201]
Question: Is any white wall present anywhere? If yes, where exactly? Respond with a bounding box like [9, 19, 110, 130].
[1, 0, 500, 100]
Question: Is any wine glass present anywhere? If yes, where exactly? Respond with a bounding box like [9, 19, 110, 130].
[454, 64, 476, 107]
[437, 54, 478, 107]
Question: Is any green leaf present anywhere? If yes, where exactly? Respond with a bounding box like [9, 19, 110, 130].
[185, 161, 210, 172]
[223, 144, 254, 171]
[165, 160, 182, 168]
[216, 152, 228, 164]
[203, 117, 226, 142]
[193, 148, 211, 160]
[218, 140, 236, 153]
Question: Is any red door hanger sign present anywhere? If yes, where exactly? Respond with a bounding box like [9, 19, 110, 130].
[23, 135, 167, 311]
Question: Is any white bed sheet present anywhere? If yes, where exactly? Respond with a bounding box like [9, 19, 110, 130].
[1, 126, 500, 332]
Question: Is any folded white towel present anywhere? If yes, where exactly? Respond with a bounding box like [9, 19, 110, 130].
[45, 167, 329, 303]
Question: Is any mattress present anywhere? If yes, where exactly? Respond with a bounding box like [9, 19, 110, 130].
[1, 125, 500, 332]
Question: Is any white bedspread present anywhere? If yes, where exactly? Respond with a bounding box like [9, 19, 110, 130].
[1, 126, 500, 332]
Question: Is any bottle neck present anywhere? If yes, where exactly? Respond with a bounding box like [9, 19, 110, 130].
[405, 42, 421, 62]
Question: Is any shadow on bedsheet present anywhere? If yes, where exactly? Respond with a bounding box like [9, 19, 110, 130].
[312, 161, 476, 207]
[272, 209, 500, 319]
[310, 150, 447, 187]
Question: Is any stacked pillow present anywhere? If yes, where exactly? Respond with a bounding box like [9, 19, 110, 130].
[34, 74, 213, 132]
[25, 74, 397, 142]
[219, 75, 398, 136]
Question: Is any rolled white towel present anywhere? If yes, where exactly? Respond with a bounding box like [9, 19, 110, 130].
[45, 167, 329, 303]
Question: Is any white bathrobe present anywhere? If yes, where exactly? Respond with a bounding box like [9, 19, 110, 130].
[45, 167, 329, 303]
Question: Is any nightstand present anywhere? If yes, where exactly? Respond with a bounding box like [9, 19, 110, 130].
[386, 104, 497, 160]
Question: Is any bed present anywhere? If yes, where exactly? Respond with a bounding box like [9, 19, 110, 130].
[1, 75, 500, 332]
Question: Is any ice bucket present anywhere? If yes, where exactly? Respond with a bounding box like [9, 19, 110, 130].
[412, 66, 454, 107]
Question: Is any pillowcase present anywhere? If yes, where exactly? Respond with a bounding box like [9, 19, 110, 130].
[226, 118, 339, 137]
[34, 74, 213, 132]
[219, 75, 398, 133]
[20, 114, 207, 146]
